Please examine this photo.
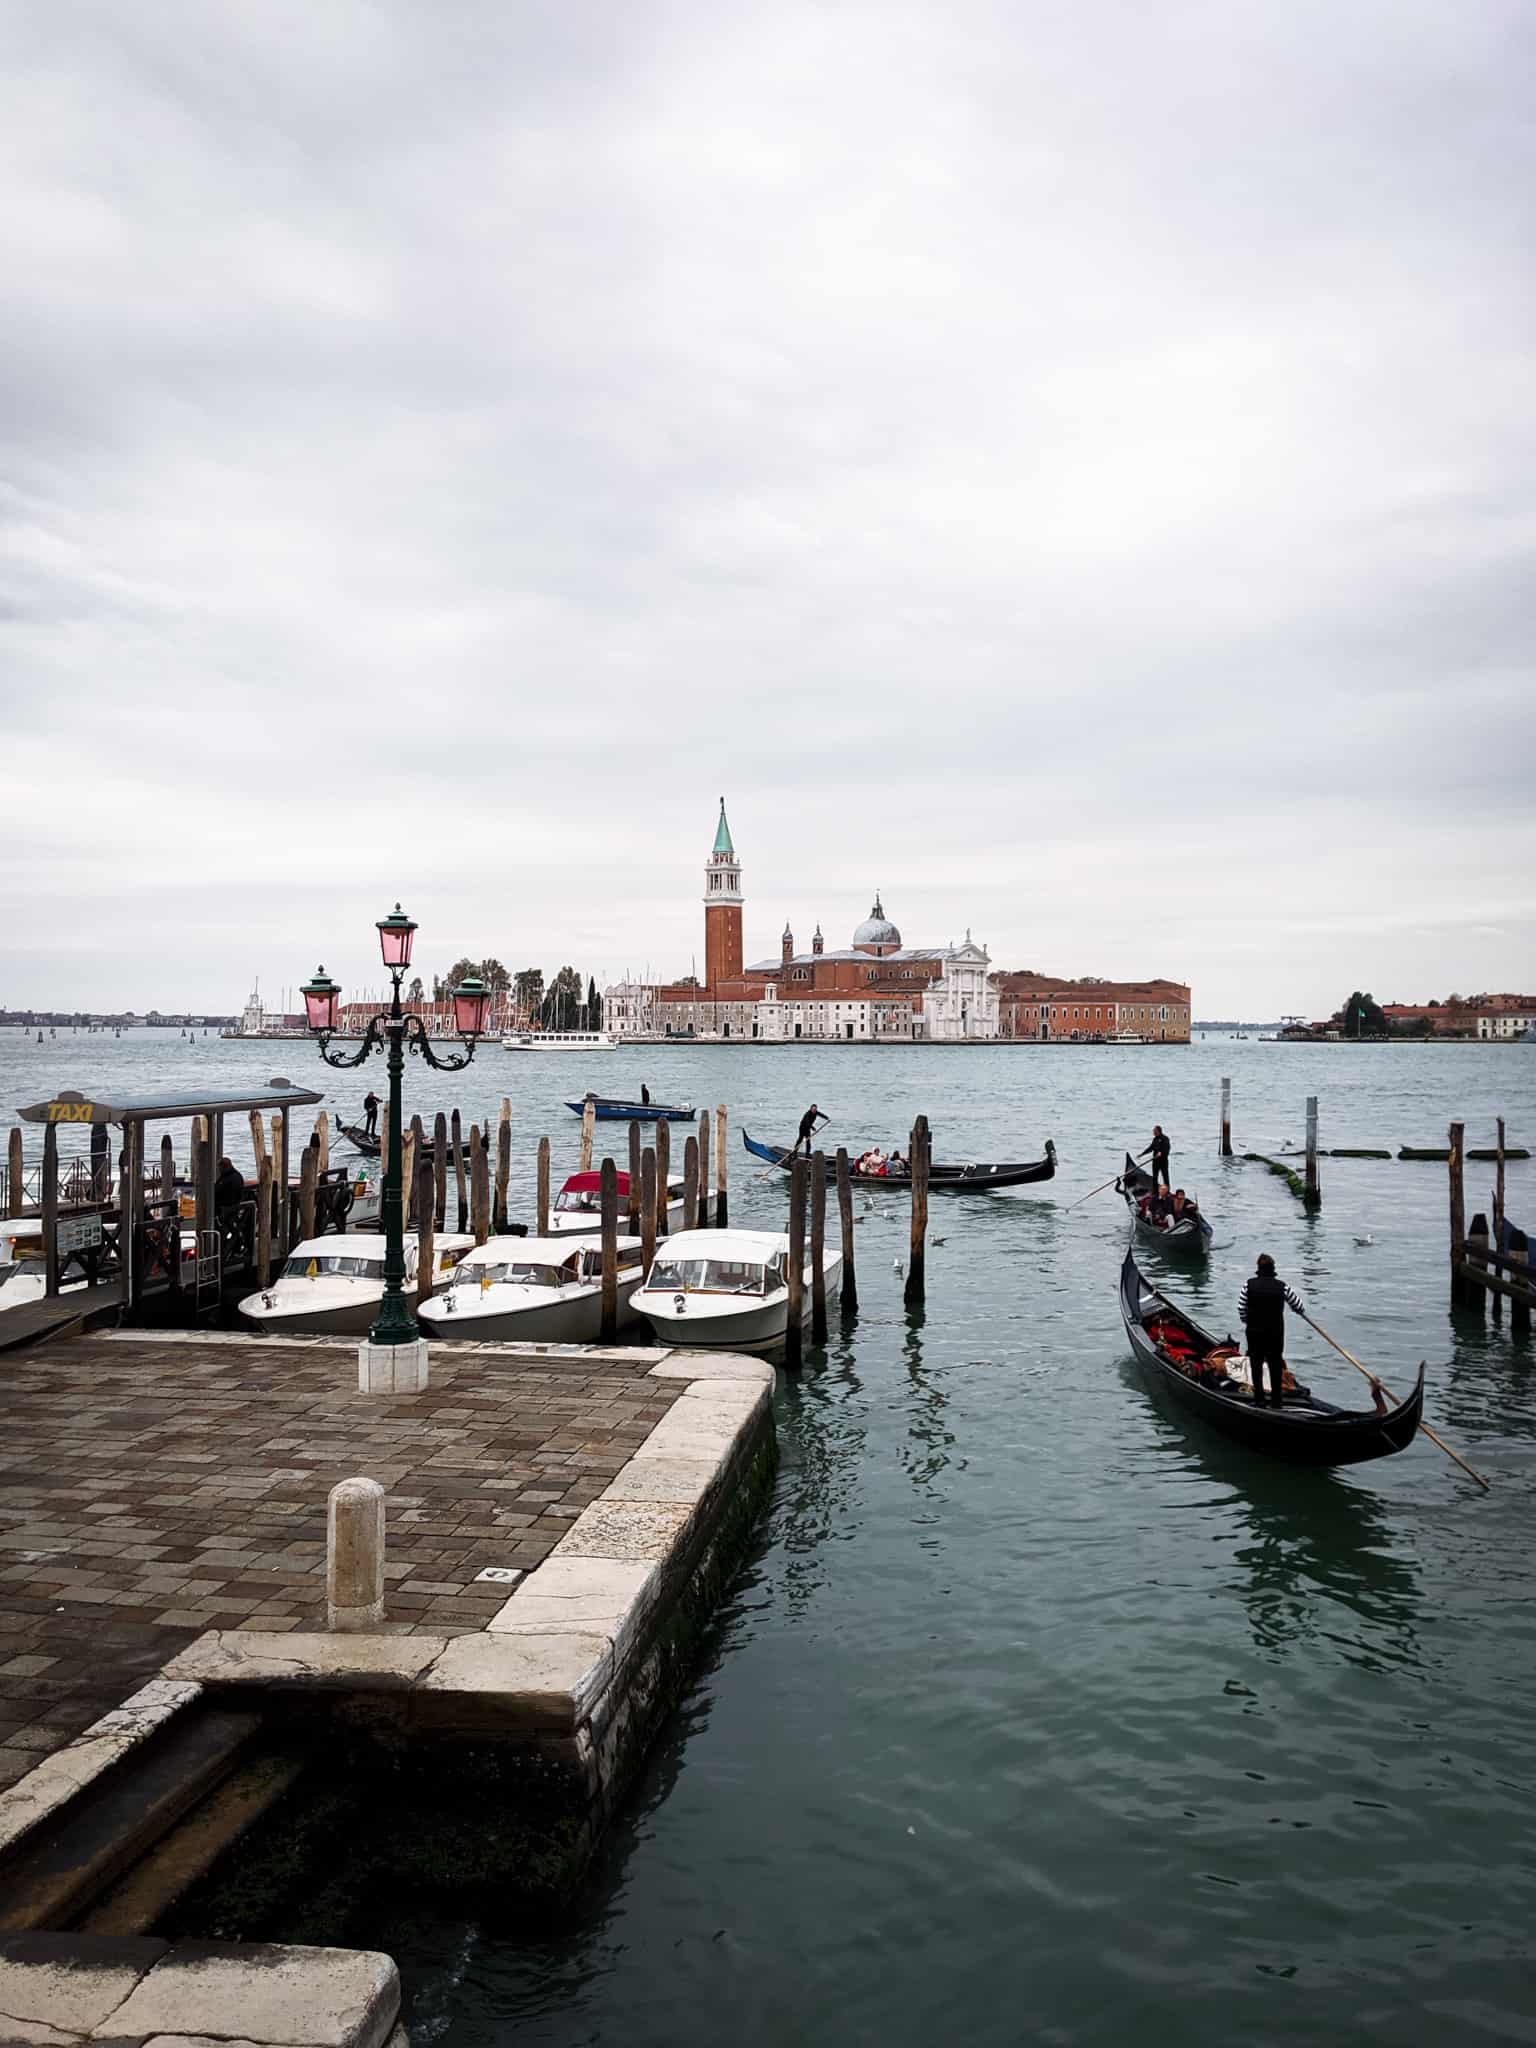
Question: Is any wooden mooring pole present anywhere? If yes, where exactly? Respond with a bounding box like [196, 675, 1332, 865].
[715, 1104, 729, 1228]
[1303, 1096, 1320, 1209]
[41, 1123, 59, 1299]
[256, 1155, 273, 1288]
[835, 1146, 857, 1315]
[274, 1112, 290, 1262]
[810, 1149, 828, 1343]
[1467, 1212, 1491, 1319]
[416, 1157, 436, 1304]
[1449, 1121, 1471, 1307]
[451, 1110, 468, 1232]
[299, 1139, 318, 1243]
[1492, 1118, 1507, 1326]
[494, 1099, 511, 1234]
[402, 1121, 419, 1228]
[785, 1155, 807, 1371]
[433, 1113, 448, 1230]
[599, 1157, 619, 1341]
[6, 1128, 21, 1218]
[579, 1098, 596, 1175]
[1510, 1228, 1532, 1339]
[627, 1122, 642, 1235]
[469, 1126, 490, 1246]
[904, 1114, 930, 1308]
[655, 1121, 671, 1240]
[683, 1134, 699, 1231]
[641, 1146, 658, 1273]
[698, 1109, 711, 1226]
[537, 1135, 551, 1239]
[1220, 1077, 1232, 1158]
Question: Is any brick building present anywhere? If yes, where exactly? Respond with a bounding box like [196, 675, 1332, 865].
[994, 972, 1192, 1043]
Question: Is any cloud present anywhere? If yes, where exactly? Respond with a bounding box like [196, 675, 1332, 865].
[2, 0, 1532, 1015]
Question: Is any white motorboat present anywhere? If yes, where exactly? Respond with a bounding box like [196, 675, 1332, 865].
[631, 1226, 842, 1350]
[418, 1234, 646, 1342]
[238, 1231, 475, 1335]
[0, 1221, 48, 1314]
[502, 1030, 620, 1052]
[550, 1169, 687, 1235]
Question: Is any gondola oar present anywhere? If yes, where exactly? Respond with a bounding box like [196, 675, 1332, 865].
[1065, 1172, 1120, 1212]
[755, 1122, 834, 1182]
[1301, 1312, 1490, 1491]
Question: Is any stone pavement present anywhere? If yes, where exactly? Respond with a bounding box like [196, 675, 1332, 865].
[0, 1332, 682, 1792]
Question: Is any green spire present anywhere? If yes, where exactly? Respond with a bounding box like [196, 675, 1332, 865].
[712, 797, 735, 857]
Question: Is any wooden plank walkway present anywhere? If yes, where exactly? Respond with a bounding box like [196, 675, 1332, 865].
[0, 1332, 681, 1792]
[0, 1285, 125, 1353]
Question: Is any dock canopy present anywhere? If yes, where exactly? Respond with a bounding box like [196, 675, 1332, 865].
[17, 1083, 323, 1126]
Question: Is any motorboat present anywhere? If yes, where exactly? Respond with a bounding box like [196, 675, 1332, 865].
[631, 1226, 842, 1350]
[502, 1031, 620, 1052]
[564, 1095, 696, 1123]
[238, 1230, 475, 1335]
[550, 1169, 687, 1235]
[0, 1221, 48, 1313]
[418, 1234, 647, 1342]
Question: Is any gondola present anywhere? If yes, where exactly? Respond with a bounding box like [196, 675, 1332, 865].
[336, 1121, 435, 1160]
[742, 1131, 1056, 1189]
[564, 1096, 696, 1122]
[1118, 1246, 1425, 1467]
[1119, 1154, 1213, 1253]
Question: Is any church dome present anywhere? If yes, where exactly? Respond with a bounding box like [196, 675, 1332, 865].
[852, 895, 902, 951]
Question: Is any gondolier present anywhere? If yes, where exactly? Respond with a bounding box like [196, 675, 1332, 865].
[792, 1103, 829, 1158]
[1239, 1253, 1305, 1408]
[362, 1090, 379, 1139]
[1139, 1125, 1172, 1191]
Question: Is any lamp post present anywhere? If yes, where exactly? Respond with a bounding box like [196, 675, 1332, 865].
[302, 909, 490, 1382]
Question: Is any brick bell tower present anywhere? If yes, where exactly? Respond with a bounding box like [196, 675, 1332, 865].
[703, 797, 744, 988]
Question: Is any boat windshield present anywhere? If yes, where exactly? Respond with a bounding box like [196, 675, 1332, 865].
[647, 1258, 772, 1296]
[281, 1254, 383, 1280]
[452, 1262, 572, 1290]
[554, 1189, 602, 1213]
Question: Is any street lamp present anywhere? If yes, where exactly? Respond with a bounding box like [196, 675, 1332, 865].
[301, 908, 491, 1377]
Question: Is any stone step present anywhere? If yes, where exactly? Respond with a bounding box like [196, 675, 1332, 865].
[78, 1746, 307, 1935]
[0, 1707, 261, 1933]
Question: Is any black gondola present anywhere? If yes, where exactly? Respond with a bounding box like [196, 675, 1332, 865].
[742, 1131, 1056, 1190]
[336, 1121, 435, 1160]
[1118, 1246, 1425, 1467]
[1120, 1153, 1213, 1254]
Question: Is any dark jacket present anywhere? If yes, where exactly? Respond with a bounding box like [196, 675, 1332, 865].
[1239, 1271, 1304, 1343]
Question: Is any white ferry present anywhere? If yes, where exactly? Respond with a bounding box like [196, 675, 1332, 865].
[501, 1030, 620, 1053]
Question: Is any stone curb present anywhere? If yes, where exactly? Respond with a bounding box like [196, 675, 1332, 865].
[0, 1681, 202, 1866]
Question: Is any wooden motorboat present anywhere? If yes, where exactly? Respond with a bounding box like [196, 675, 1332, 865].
[238, 1231, 474, 1335]
[564, 1095, 696, 1122]
[1119, 1154, 1213, 1254]
[741, 1132, 1056, 1190]
[631, 1227, 842, 1349]
[419, 1234, 646, 1342]
[1118, 1247, 1425, 1467]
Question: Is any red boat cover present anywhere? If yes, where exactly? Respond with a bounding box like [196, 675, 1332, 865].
[559, 1171, 631, 1195]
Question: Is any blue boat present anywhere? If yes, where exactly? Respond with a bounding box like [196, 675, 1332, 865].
[566, 1095, 696, 1123]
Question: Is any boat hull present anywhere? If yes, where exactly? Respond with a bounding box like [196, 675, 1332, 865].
[741, 1132, 1056, 1190]
[237, 1288, 384, 1336]
[634, 1254, 843, 1349]
[1120, 1155, 1213, 1254]
[564, 1100, 696, 1122]
[421, 1272, 643, 1343]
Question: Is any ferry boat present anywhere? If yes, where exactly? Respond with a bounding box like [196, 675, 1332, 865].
[502, 1030, 620, 1053]
[631, 1226, 842, 1350]
[238, 1231, 475, 1335]
[418, 1234, 647, 1342]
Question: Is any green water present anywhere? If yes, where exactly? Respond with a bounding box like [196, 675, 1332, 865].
[5, 1032, 1533, 2045]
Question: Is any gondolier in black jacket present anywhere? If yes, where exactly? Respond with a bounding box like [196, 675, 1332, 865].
[362, 1090, 380, 1139]
[792, 1103, 829, 1158]
[1239, 1253, 1305, 1407]
[1139, 1125, 1172, 1191]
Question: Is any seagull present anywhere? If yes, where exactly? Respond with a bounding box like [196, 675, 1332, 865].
[1354, 1233, 1375, 1247]
[929, 1235, 947, 1246]
[893, 1257, 904, 1274]
[880, 1208, 897, 1221]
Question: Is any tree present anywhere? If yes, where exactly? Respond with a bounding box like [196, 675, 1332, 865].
[478, 958, 511, 992]
[587, 975, 602, 1029]
[407, 976, 424, 1004]
[514, 968, 544, 1023]
[541, 965, 583, 1031]
[1341, 991, 1387, 1038]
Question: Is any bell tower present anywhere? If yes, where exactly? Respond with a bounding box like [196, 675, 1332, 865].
[703, 797, 744, 988]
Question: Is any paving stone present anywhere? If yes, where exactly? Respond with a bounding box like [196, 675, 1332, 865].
[107, 1938, 400, 2048]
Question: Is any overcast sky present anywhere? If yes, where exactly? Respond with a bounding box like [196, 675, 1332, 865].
[3, 0, 1532, 1017]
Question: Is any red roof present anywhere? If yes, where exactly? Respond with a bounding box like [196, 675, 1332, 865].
[560, 1170, 630, 1194]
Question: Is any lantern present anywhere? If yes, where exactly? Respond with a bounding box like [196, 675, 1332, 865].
[301, 967, 342, 1034]
[451, 973, 491, 1038]
[376, 903, 417, 971]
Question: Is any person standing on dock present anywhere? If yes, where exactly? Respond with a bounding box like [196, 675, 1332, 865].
[1140, 1125, 1172, 1191]
[362, 1090, 379, 1139]
[641, 1085, 651, 1105]
[792, 1103, 829, 1158]
[1238, 1253, 1305, 1407]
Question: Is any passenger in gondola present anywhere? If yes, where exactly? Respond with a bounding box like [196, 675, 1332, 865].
[1238, 1252, 1305, 1407]
[1139, 1125, 1172, 1192]
[1169, 1188, 1192, 1225]
[1150, 1186, 1174, 1227]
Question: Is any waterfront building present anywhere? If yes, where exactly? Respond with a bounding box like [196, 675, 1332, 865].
[995, 972, 1192, 1043]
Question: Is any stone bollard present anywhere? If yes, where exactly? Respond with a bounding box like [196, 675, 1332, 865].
[327, 1477, 385, 1632]
[358, 1334, 429, 1395]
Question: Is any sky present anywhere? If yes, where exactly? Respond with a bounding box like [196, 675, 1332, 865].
[2, 0, 1532, 1019]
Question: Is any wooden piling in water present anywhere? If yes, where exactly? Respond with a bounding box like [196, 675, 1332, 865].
[785, 1156, 807, 1371]
[274, 1112, 290, 1262]
[715, 1104, 729, 1228]
[810, 1149, 828, 1343]
[196, 1125, 216, 1256]
[579, 1098, 596, 1174]
[905, 1115, 930, 1308]
[495, 1098, 511, 1233]
[599, 1157, 619, 1341]
[1220, 1077, 1232, 1158]
[248, 1110, 268, 1180]
[1303, 1097, 1320, 1209]
[90, 1122, 110, 1203]
[416, 1157, 436, 1303]
[1492, 1118, 1507, 1326]
[317, 1110, 329, 1175]
[298, 1140, 318, 1243]
[1467, 1212, 1491, 1319]
[641, 1146, 658, 1272]
[1449, 1121, 1471, 1307]
[402, 1122, 419, 1227]
[159, 1134, 175, 1204]
[433, 1113, 448, 1230]
[41, 1123, 59, 1299]
[451, 1110, 468, 1232]
[8, 1128, 24, 1217]
[683, 1135, 699, 1231]
[537, 1135, 551, 1238]
[698, 1110, 711, 1226]
[627, 1122, 642, 1234]
[256, 1155, 273, 1288]
[470, 1127, 490, 1246]
[1510, 1227, 1532, 1339]
[835, 1146, 857, 1315]
[656, 1122, 671, 1239]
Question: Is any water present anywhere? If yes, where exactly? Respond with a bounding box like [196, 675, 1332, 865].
[5, 1030, 1535, 2045]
